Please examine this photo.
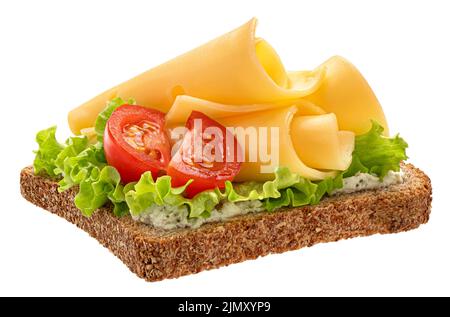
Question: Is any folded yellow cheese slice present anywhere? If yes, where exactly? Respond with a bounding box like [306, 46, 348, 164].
[291, 114, 355, 171]
[166, 96, 354, 181]
[165, 95, 325, 128]
[303, 56, 389, 135]
[216, 106, 343, 182]
[68, 18, 324, 134]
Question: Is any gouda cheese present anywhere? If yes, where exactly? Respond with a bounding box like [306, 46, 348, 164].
[218, 106, 337, 182]
[68, 18, 324, 134]
[165, 95, 325, 128]
[291, 114, 354, 171]
[304, 56, 389, 135]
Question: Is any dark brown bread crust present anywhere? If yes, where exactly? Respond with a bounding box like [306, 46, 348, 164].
[20, 164, 432, 282]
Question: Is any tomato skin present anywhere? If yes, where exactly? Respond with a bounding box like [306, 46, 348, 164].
[166, 164, 217, 197]
[167, 111, 241, 198]
[103, 105, 171, 184]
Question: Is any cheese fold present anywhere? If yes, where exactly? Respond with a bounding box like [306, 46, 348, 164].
[216, 106, 339, 182]
[303, 56, 389, 135]
[165, 95, 325, 128]
[291, 114, 355, 171]
[68, 18, 324, 134]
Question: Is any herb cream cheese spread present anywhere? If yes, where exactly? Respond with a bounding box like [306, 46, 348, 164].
[132, 170, 404, 230]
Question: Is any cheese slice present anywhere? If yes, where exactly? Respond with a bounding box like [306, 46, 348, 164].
[291, 114, 354, 171]
[254, 38, 289, 88]
[218, 106, 337, 182]
[68, 18, 324, 134]
[165, 95, 325, 128]
[167, 96, 341, 181]
[303, 56, 389, 135]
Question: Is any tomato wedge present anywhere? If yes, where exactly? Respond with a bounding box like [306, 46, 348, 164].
[167, 111, 241, 198]
[103, 105, 171, 183]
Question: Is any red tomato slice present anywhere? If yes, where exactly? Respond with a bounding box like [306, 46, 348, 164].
[103, 105, 171, 183]
[167, 111, 241, 198]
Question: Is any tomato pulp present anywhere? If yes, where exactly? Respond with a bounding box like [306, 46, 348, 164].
[167, 111, 241, 198]
[103, 105, 171, 183]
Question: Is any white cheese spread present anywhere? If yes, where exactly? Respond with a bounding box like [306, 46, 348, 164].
[333, 170, 404, 195]
[132, 171, 404, 230]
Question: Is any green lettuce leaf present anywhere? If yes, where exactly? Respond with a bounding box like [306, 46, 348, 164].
[75, 166, 127, 217]
[33, 126, 65, 177]
[342, 155, 368, 178]
[94, 97, 135, 142]
[124, 173, 226, 219]
[264, 173, 343, 211]
[33, 125, 128, 216]
[55, 141, 106, 191]
[346, 121, 408, 178]
[125, 167, 344, 218]
[55, 140, 128, 216]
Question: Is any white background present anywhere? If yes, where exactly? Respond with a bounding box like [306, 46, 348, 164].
[1, 0, 449, 296]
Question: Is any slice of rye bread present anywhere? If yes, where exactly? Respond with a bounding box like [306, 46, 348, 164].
[20, 163, 432, 282]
